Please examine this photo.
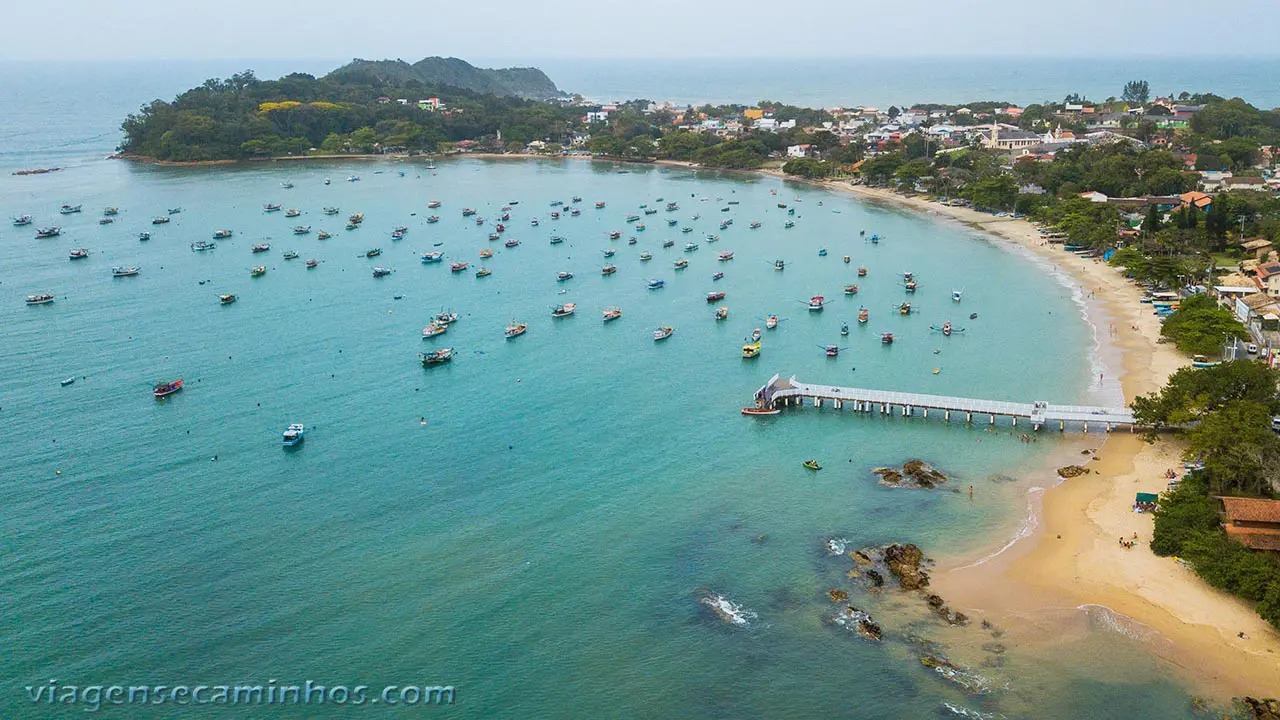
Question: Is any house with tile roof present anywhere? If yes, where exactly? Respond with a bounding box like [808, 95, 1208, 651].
[1219, 497, 1280, 552]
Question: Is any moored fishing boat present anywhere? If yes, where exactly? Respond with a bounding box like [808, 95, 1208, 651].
[601, 264, 617, 276]
[784, 221, 794, 229]
[36, 226, 61, 238]
[450, 261, 468, 272]
[282, 423, 306, 446]
[774, 259, 785, 271]
[841, 322, 849, 336]
[213, 229, 233, 239]
[435, 310, 458, 325]
[504, 238, 520, 248]
[857, 266, 868, 277]
[750, 328, 762, 342]
[718, 251, 734, 261]
[858, 307, 870, 323]
[59, 204, 82, 215]
[25, 293, 55, 305]
[98, 217, 114, 225]
[803, 459, 822, 471]
[462, 208, 477, 217]
[69, 248, 89, 259]
[661, 240, 675, 248]
[823, 344, 841, 357]
[317, 230, 331, 240]
[742, 340, 761, 358]
[251, 242, 270, 253]
[706, 291, 726, 303]
[602, 307, 622, 322]
[898, 302, 912, 315]
[808, 295, 825, 312]
[881, 332, 894, 344]
[322, 206, 340, 215]
[111, 266, 140, 277]
[647, 278, 665, 289]
[626, 214, 640, 223]
[653, 325, 674, 341]
[420, 348, 453, 366]
[305, 259, 318, 268]
[365, 248, 381, 258]
[372, 266, 392, 277]
[264, 203, 281, 213]
[557, 270, 574, 282]
[549, 235, 564, 245]
[766, 315, 778, 329]
[348, 212, 365, 225]
[551, 302, 576, 318]
[952, 289, 963, 302]
[421, 251, 444, 263]
[505, 321, 528, 338]
[843, 255, 851, 263]
[284, 209, 301, 218]
[639, 252, 653, 261]
[844, 284, 859, 295]
[479, 248, 494, 259]
[712, 272, 724, 281]
[684, 242, 698, 252]
[741, 404, 779, 415]
[673, 258, 688, 269]
[282, 250, 300, 260]
[475, 267, 491, 277]
[138, 231, 150, 241]
[167, 207, 182, 215]
[220, 294, 236, 304]
[293, 225, 311, 235]
[422, 321, 448, 338]
[427, 200, 442, 209]
[13, 214, 33, 226]
[714, 306, 728, 320]
[190, 240, 216, 251]
[153, 379, 183, 398]
[250, 265, 266, 277]
[595, 201, 606, 209]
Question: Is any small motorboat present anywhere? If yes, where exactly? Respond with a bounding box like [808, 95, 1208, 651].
[741, 405, 779, 415]
[427, 200, 442, 209]
[707, 291, 726, 303]
[857, 266, 868, 277]
[712, 272, 724, 281]
[317, 230, 332, 240]
[98, 217, 114, 225]
[969, 312, 979, 320]
[366, 248, 382, 258]
[372, 267, 393, 278]
[421, 252, 444, 263]
[601, 264, 617, 276]
[69, 248, 89, 259]
[774, 259, 785, 271]
[714, 306, 729, 320]
[152, 216, 171, 225]
[858, 307, 870, 323]
[251, 243, 271, 253]
[153, 378, 183, 398]
[13, 215, 33, 226]
[281, 181, 294, 189]
[213, 229, 233, 239]
[293, 225, 311, 235]
[784, 221, 795, 229]
[742, 340, 762, 359]
[138, 231, 150, 241]
[26, 293, 55, 305]
[822, 344, 842, 357]
[898, 302, 912, 315]
[840, 322, 849, 336]
[673, 259, 689, 269]
[284, 209, 301, 218]
[952, 290, 964, 302]
[282, 250, 299, 260]
[420, 348, 453, 366]
[661, 240, 675, 248]
[602, 307, 622, 322]
[603, 248, 616, 258]
[653, 325, 674, 341]
[803, 460, 822, 471]
[843, 255, 851, 263]
[647, 278, 665, 289]
[59, 204, 82, 215]
[422, 319, 448, 338]
[881, 332, 895, 344]
[718, 251, 734, 261]
[462, 208, 477, 217]
[479, 248, 494, 259]
[61, 377, 76, 387]
[305, 259, 319, 268]
[750, 328, 762, 342]
[818, 248, 828, 257]
[348, 213, 365, 225]
[639, 252, 653, 261]
[505, 321, 528, 339]
[595, 201, 606, 209]
[749, 221, 761, 229]
[426, 216, 440, 224]
[219, 294, 236, 305]
[504, 238, 520, 248]
[684, 242, 699, 252]
[323, 207, 341, 215]
[549, 235, 564, 244]
[282, 423, 306, 446]
[250, 265, 266, 277]
[608, 231, 622, 240]
[843, 284, 859, 295]
[765, 315, 778, 330]
[557, 271, 574, 282]
[807, 295, 825, 312]
[264, 203, 282, 212]
[475, 267, 492, 277]
[435, 311, 458, 325]
[551, 303, 576, 318]
[111, 266, 140, 277]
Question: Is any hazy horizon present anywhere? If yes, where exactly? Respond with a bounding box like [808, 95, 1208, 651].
[6, 0, 1278, 61]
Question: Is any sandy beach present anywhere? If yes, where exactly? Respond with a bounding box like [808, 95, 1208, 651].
[826, 182, 1280, 699]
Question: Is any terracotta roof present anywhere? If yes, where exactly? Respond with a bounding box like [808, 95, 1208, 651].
[1221, 496, 1280, 523]
[1225, 526, 1280, 551]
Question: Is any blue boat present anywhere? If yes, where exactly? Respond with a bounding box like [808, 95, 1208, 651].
[282, 423, 305, 447]
[647, 278, 665, 289]
[421, 252, 444, 263]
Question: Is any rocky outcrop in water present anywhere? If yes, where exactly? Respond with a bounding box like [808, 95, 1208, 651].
[925, 593, 970, 626]
[832, 605, 883, 641]
[696, 589, 756, 627]
[1243, 697, 1280, 720]
[874, 460, 949, 488]
[884, 543, 931, 590]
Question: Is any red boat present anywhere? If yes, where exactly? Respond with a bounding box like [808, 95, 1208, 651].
[153, 378, 183, 398]
[706, 291, 726, 303]
[741, 406, 781, 416]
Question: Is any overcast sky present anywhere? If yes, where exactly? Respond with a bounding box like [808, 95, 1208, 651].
[4, 0, 1279, 61]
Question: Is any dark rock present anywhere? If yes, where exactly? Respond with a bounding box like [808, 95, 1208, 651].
[925, 594, 945, 609]
[981, 642, 1006, 655]
[828, 588, 849, 603]
[865, 569, 885, 588]
[873, 467, 904, 485]
[884, 543, 930, 590]
[1057, 465, 1090, 478]
[1242, 697, 1280, 720]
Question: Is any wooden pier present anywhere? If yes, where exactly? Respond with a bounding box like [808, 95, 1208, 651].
[753, 374, 1136, 432]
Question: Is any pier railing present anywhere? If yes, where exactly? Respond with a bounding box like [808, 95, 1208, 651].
[753, 374, 1135, 432]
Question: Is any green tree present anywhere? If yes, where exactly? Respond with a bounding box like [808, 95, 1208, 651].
[1122, 80, 1151, 105]
[1157, 294, 1247, 356]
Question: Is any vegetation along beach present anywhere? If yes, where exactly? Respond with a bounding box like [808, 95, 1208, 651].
[5, 38, 1280, 720]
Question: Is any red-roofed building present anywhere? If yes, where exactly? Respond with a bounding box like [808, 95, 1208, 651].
[1219, 497, 1280, 552]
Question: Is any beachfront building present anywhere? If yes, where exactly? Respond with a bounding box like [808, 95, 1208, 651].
[1218, 497, 1280, 552]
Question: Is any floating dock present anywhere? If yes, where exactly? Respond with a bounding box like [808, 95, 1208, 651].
[752, 374, 1136, 432]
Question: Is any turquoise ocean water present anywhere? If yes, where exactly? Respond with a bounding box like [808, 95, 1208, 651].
[0, 61, 1229, 718]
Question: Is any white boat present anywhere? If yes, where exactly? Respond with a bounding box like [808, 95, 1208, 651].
[282, 423, 305, 447]
[653, 325, 675, 341]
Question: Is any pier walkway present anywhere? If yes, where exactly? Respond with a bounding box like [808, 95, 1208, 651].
[753, 374, 1136, 432]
